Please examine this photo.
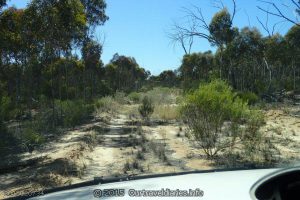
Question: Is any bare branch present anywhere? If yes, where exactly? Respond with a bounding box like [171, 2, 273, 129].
[188, 36, 194, 54]
[291, 0, 300, 10]
[168, 22, 197, 55]
[183, 5, 210, 30]
[95, 32, 107, 51]
[257, 16, 271, 36]
[211, 0, 225, 10]
[257, 0, 300, 26]
[244, 10, 252, 27]
[168, 0, 237, 53]
[256, 9, 281, 37]
[231, 0, 236, 22]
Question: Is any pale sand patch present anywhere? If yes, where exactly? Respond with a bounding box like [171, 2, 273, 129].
[263, 105, 300, 159]
[186, 159, 213, 170]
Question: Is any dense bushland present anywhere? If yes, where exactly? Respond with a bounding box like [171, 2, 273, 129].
[0, 0, 149, 156]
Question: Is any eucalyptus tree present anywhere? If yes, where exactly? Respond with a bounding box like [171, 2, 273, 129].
[179, 51, 214, 90]
[20, 0, 87, 118]
[263, 34, 290, 92]
[0, 7, 26, 105]
[157, 70, 178, 87]
[80, 0, 109, 28]
[25, 0, 87, 58]
[285, 25, 300, 90]
[0, 0, 6, 10]
[104, 55, 148, 92]
[81, 38, 104, 98]
[223, 27, 265, 92]
[170, 0, 237, 79]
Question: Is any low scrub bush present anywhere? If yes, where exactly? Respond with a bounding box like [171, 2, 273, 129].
[181, 80, 248, 158]
[139, 96, 154, 121]
[21, 126, 45, 152]
[128, 92, 141, 103]
[0, 121, 19, 156]
[141, 87, 182, 105]
[149, 141, 168, 162]
[153, 105, 179, 121]
[123, 159, 143, 173]
[0, 98, 93, 156]
[33, 99, 93, 133]
[0, 98, 40, 156]
[239, 110, 279, 166]
[60, 100, 93, 128]
[95, 96, 120, 114]
[114, 91, 128, 104]
[181, 80, 276, 166]
[0, 96, 28, 120]
[136, 150, 145, 160]
[0, 122, 45, 156]
[0, 96, 13, 120]
[34, 107, 63, 134]
[237, 91, 259, 105]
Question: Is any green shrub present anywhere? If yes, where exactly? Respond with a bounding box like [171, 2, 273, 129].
[282, 78, 291, 90]
[114, 91, 128, 104]
[33, 100, 93, 132]
[1, 120, 46, 155]
[181, 80, 278, 166]
[128, 92, 141, 103]
[254, 80, 268, 95]
[136, 150, 145, 160]
[141, 87, 182, 105]
[0, 96, 14, 120]
[245, 109, 265, 127]
[95, 96, 120, 114]
[97, 80, 113, 97]
[60, 100, 93, 128]
[237, 91, 259, 105]
[22, 127, 45, 147]
[34, 106, 63, 133]
[138, 96, 154, 121]
[240, 111, 279, 167]
[0, 120, 11, 156]
[180, 80, 248, 158]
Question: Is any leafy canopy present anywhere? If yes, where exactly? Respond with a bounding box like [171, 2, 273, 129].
[209, 8, 235, 47]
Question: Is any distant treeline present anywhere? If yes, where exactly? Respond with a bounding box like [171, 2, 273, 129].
[155, 6, 300, 94]
[0, 0, 155, 157]
[0, 0, 150, 108]
[1, 0, 300, 121]
[154, 25, 300, 94]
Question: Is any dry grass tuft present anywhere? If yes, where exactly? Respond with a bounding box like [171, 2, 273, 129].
[153, 105, 179, 121]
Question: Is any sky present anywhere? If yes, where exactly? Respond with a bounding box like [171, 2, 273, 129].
[6, 0, 296, 75]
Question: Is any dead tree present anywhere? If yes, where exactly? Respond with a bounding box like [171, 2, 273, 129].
[168, 22, 194, 55]
[168, 0, 237, 78]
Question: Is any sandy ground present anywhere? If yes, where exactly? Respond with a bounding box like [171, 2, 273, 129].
[262, 106, 300, 160]
[0, 104, 299, 199]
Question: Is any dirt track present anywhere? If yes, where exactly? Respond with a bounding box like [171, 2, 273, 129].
[0, 104, 299, 199]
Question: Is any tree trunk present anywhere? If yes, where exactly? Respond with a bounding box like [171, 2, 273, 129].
[263, 58, 272, 91]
